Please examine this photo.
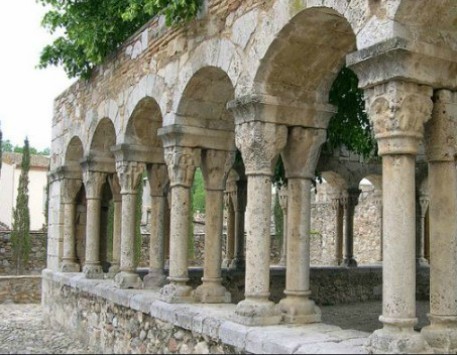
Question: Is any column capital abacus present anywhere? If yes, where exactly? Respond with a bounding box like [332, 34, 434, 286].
[235, 121, 287, 176]
[201, 149, 236, 191]
[147, 164, 169, 197]
[282, 127, 326, 180]
[82, 169, 107, 200]
[424, 90, 457, 162]
[61, 178, 83, 204]
[365, 81, 433, 156]
[164, 146, 201, 188]
[115, 160, 145, 195]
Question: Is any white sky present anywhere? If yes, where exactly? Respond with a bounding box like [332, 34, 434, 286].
[0, 0, 75, 151]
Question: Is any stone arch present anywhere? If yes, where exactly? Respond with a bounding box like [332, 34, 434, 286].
[253, 6, 357, 111]
[176, 66, 235, 128]
[123, 97, 163, 148]
[364, 174, 382, 191]
[88, 117, 117, 161]
[65, 136, 84, 172]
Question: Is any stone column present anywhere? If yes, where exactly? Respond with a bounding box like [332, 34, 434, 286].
[233, 121, 287, 326]
[114, 161, 145, 289]
[144, 164, 169, 289]
[163, 191, 171, 269]
[82, 169, 107, 279]
[222, 170, 237, 268]
[331, 196, 344, 266]
[278, 187, 288, 267]
[194, 150, 234, 303]
[106, 174, 122, 278]
[342, 188, 360, 268]
[373, 189, 383, 264]
[61, 178, 83, 272]
[160, 146, 200, 303]
[421, 90, 457, 352]
[365, 81, 433, 354]
[417, 195, 429, 266]
[278, 126, 325, 324]
[230, 177, 247, 270]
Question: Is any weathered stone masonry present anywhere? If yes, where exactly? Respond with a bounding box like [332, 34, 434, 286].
[46, 0, 457, 353]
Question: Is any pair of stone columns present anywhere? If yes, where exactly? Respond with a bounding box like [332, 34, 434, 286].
[159, 146, 234, 303]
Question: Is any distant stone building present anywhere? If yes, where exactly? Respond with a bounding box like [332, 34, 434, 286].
[0, 152, 49, 231]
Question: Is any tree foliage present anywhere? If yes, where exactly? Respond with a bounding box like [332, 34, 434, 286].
[11, 138, 31, 275]
[1, 139, 50, 156]
[38, 0, 202, 78]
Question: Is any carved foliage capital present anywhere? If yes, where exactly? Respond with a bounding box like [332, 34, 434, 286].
[365, 81, 433, 155]
[164, 146, 201, 188]
[116, 161, 145, 194]
[82, 170, 107, 199]
[282, 127, 326, 179]
[108, 174, 122, 202]
[62, 178, 82, 204]
[201, 149, 236, 191]
[425, 90, 457, 162]
[147, 164, 169, 197]
[235, 121, 287, 176]
[419, 195, 430, 216]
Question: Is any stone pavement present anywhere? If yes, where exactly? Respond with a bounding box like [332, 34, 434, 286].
[0, 301, 430, 354]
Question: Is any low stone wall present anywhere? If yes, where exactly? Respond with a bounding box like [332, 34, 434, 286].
[0, 275, 41, 304]
[42, 270, 369, 354]
[0, 231, 47, 275]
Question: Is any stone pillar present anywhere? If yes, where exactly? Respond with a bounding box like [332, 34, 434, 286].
[331, 196, 344, 266]
[106, 174, 122, 278]
[373, 189, 383, 264]
[160, 146, 200, 303]
[342, 188, 360, 268]
[222, 170, 237, 268]
[163, 191, 171, 269]
[278, 126, 325, 324]
[364, 81, 433, 354]
[194, 150, 234, 303]
[278, 187, 288, 267]
[144, 164, 169, 289]
[233, 121, 287, 325]
[417, 195, 429, 266]
[113, 161, 145, 289]
[230, 176, 247, 270]
[421, 90, 457, 352]
[61, 178, 83, 272]
[82, 169, 107, 279]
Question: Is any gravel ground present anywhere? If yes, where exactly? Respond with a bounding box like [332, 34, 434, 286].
[0, 301, 430, 354]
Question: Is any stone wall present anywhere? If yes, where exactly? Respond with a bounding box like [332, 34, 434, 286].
[0, 231, 47, 275]
[0, 275, 41, 304]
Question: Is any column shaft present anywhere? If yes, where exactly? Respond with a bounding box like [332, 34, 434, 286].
[83, 197, 104, 278]
[230, 180, 246, 270]
[223, 199, 235, 268]
[107, 198, 122, 276]
[61, 202, 79, 272]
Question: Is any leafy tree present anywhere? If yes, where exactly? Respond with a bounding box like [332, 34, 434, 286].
[1, 139, 13, 153]
[192, 168, 205, 213]
[11, 138, 31, 275]
[38, 0, 202, 78]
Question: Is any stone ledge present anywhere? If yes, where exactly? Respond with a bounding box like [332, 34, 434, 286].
[42, 269, 369, 354]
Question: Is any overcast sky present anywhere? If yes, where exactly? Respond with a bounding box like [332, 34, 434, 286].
[0, 1, 74, 151]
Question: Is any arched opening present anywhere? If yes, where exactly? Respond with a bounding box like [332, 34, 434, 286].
[65, 136, 84, 172]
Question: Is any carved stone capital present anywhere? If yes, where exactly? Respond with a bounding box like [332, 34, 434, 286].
[147, 164, 169, 197]
[235, 121, 287, 176]
[107, 174, 122, 202]
[282, 127, 326, 179]
[346, 188, 362, 208]
[365, 81, 433, 156]
[164, 146, 201, 188]
[82, 169, 107, 199]
[425, 90, 457, 162]
[201, 149, 236, 191]
[61, 178, 82, 204]
[419, 195, 430, 217]
[115, 161, 145, 195]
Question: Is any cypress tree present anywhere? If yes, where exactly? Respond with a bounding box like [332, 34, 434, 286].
[11, 138, 31, 274]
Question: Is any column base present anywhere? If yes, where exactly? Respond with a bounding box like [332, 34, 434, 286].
[114, 271, 143, 289]
[367, 325, 432, 354]
[143, 269, 167, 289]
[342, 258, 358, 267]
[105, 264, 120, 279]
[61, 261, 80, 273]
[193, 281, 231, 303]
[422, 316, 457, 353]
[160, 282, 194, 304]
[82, 264, 104, 279]
[233, 298, 281, 326]
[278, 295, 321, 324]
[229, 257, 245, 271]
